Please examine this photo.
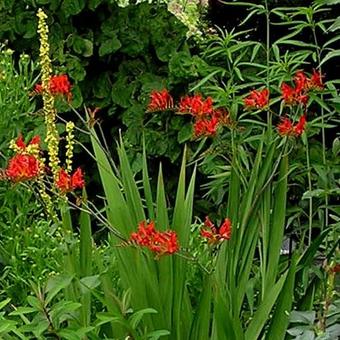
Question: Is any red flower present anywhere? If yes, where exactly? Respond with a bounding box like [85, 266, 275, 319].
[15, 135, 41, 150]
[6, 154, 40, 182]
[294, 71, 308, 94]
[179, 95, 213, 117]
[307, 69, 324, 90]
[277, 115, 306, 137]
[293, 115, 306, 136]
[200, 216, 232, 244]
[130, 221, 179, 256]
[194, 116, 219, 137]
[281, 83, 296, 105]
[35, 74, 72, 101]
[56, 167, 85, 193]
[147, 89, 174, 112]
[243, 88, 269, 109]
[277, 117, 294, 136]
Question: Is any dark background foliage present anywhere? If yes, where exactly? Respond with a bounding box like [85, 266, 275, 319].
[1, 0, 338, 220]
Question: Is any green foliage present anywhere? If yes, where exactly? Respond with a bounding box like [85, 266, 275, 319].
[0, 47, 41, 160]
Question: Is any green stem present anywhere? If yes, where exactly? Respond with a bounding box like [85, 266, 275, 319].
[305, 137, 313, 246]
[264, 0, 272, 134]
[311, 19, 328, 231]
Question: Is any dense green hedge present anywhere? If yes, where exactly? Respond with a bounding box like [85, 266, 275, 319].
[0, 1, 210, 167]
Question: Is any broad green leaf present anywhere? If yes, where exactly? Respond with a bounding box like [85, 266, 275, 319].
[99, 35, 122, 56]
[0, 298, 11, 311]
[46, 274, 74, 305]
[245, 273, 287, 339]
[129, 308, 158, 329]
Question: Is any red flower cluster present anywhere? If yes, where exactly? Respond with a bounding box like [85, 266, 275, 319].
[35, 74, 72, 101]
[281, 70, 323, 106]
[6, 154, 40, 182]
[179, 95, 214, 117]
[243, 88, 269, 109]
[147, 89, 174, 112]
[277, 115, 306, 137]
[200, 216, 232, 244]
[15, 135, 41, 150]
[130, 221, 179, 256]
[55, 168, 85, 193]
[178, 95, 228, 137]
[194, 116, 219, 137]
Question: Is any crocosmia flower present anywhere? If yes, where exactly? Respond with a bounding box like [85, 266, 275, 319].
[281, 82, 308, 106]
[243, 88, 269, 109]
[194, 116, 219, 137]
[147, 89, 174, 112]
[277, 115, 306, 137]
[293, 115, 306, 136]
[200, 216, 232, 244]
[6, 154, 40, 182]
[179, 95, 214, 117]
[307, 69, 324, 90]
[15, 135, 41, 150]
[35, 74, 72, 101]
[56, 167, 85, 193]
[130, 220, 179, 256]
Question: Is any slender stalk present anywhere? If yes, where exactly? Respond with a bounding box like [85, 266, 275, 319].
[305, 138, 313, 245]
[264, 0, 272, 133]
[311, 15, 328, 231]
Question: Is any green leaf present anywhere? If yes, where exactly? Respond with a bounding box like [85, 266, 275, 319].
[79, 275, 101, 293]
[329, 17, 340, 31]
[129, 308, 158, 329]
[147, 329, 171, 339]
[111, 77, 135, 108]
[0, 298, 11, 311]
[289, 311, 316, 325]
[9, 307, 36, 316]
[178, 124, 192, 143]
[61, 0, 85, 17]
[320, 50, 340, 66]
[50, 301, 82, 324]
[45, 274, 74, 305]
[245, 273, 287, 339]
[0, 320, 17, 333]
[88, 0, 102, 10]
[99, 35, 122, 56]
[73, 36, 93, 57]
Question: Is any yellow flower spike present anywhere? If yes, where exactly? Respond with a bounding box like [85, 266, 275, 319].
[37, 8, 60, 180]
[65, 121, 75, 173]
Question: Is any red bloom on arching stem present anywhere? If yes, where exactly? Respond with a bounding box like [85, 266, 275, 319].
[281, 82, 308, 106]
[179, 95, 214, 117]
[56, 169, 71, 192]
[34, 83, 43, 94]
[34, 74, 72, 101]
[219, 218, 232, 240]
[194, 116, 219, 137]
[294, 71, 308, 94]
[147, 89, 174, 112]
[277, 115, 306, 137]
[49, 74, 72, 100]
[56, 167, 85, 193]
[130, 220, 179, 256]
[307, 69, 324, 90]
[277, 117, 294, 136]
[15, 135, 26, 149]
[281, 83, 296, 105]
[71, 167, 85, 189]
[200, 216, 232, 244]
[15, 135, 41, 150]
[243, 88, 269, 109]
[293, 115, 306, 136]
[6, 154, 40, 182]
